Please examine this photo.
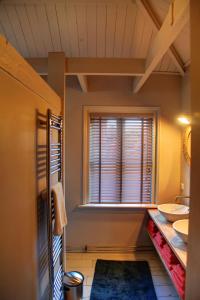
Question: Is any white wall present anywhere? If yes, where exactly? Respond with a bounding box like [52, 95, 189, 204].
[65, 74, 182, 250]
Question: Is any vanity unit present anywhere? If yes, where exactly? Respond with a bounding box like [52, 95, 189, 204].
[147, 209, 187, 300]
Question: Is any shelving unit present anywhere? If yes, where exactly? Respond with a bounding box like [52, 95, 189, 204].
[148, 209, 187, 268]
[147, 209, 187, 299]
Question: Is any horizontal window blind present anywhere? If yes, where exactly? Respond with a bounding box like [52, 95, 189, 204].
[89, 114, 154, 204]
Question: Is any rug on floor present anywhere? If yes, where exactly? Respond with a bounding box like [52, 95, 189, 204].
[90, 259, 157, 300]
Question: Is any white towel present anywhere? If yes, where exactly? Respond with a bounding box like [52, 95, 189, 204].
[52, 182, 67, 235]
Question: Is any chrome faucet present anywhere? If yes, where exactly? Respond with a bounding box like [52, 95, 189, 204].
[175, 195, 190, 204]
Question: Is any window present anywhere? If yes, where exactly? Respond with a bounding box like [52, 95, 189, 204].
[83, 107, 158, 205]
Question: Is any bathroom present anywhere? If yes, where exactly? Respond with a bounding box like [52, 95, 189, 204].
[0, 0, 200, 300]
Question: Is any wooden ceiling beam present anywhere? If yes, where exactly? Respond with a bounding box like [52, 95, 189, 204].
[27, 57, 145, 92]
[133, 0, 189, 93]
[66, 58, 145, 76]
[77, 75, 88, 92]
[26, 57, 146, 76]
[48, 52, 65, 100]
[0, 36, 60, 105]
[136, 0, 185, 76]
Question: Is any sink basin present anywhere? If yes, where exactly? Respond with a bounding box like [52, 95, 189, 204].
[158, 203, 189, 222]
[173, 219, 189, 243]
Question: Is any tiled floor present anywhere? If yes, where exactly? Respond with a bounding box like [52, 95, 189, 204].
[65, 251, 180, 300]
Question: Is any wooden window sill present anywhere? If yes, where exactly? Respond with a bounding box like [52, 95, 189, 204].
[78, 204, 157, 210]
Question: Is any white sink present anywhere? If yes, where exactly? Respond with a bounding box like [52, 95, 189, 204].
[173, 219, 189, 243]
[158, 203, 189, 222]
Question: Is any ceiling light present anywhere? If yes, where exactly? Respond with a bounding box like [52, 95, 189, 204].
[177, 116, 191, 125]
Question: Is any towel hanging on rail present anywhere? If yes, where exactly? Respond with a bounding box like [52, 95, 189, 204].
[52, 182, 67, 235]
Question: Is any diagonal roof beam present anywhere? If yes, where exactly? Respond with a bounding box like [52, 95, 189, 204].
[77, 75, 88, 92]
[133, 0, 189, 93]
[136, 0, 185, 76]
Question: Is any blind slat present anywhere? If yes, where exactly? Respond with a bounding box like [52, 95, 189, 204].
[89, 115, 154, 204]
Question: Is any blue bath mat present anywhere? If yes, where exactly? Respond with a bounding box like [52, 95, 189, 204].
[90, 260, 157, 300]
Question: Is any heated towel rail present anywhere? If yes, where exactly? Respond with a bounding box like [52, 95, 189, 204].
[36, 109, 64, 300]
[47, 109, 64, 300]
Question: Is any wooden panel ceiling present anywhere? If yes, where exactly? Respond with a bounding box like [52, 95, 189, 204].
[0, 0, 190, 74]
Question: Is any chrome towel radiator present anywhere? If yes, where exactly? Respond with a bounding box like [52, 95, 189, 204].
[36, 109, 64, 300]
[47, 109, 64, 300]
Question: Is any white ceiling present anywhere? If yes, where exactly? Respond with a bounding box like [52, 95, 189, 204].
[0, 0, 190, 74]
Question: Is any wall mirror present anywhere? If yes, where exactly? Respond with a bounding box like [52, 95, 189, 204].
[183, 126, 191, 165]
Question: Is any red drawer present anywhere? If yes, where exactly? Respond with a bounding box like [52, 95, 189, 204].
[154, 231, 166, 249]
[171, 263, 185, 300]
[147, 219, 158, 237]
[160, 243, 179, 270]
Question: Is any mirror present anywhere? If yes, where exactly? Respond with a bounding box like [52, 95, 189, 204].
[183, 126, 191, 165]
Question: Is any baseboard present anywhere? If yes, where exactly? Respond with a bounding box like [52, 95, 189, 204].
[65, 245, 154, 253]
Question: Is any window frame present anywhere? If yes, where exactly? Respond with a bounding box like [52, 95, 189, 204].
[83, 106, 160, 206]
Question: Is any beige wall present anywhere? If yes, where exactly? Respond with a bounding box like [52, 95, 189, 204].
[0, 69, 61, 299]
[181, 70, 191, 113]
[180, 72, 191, 200]
[65, 74, 182, 249]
